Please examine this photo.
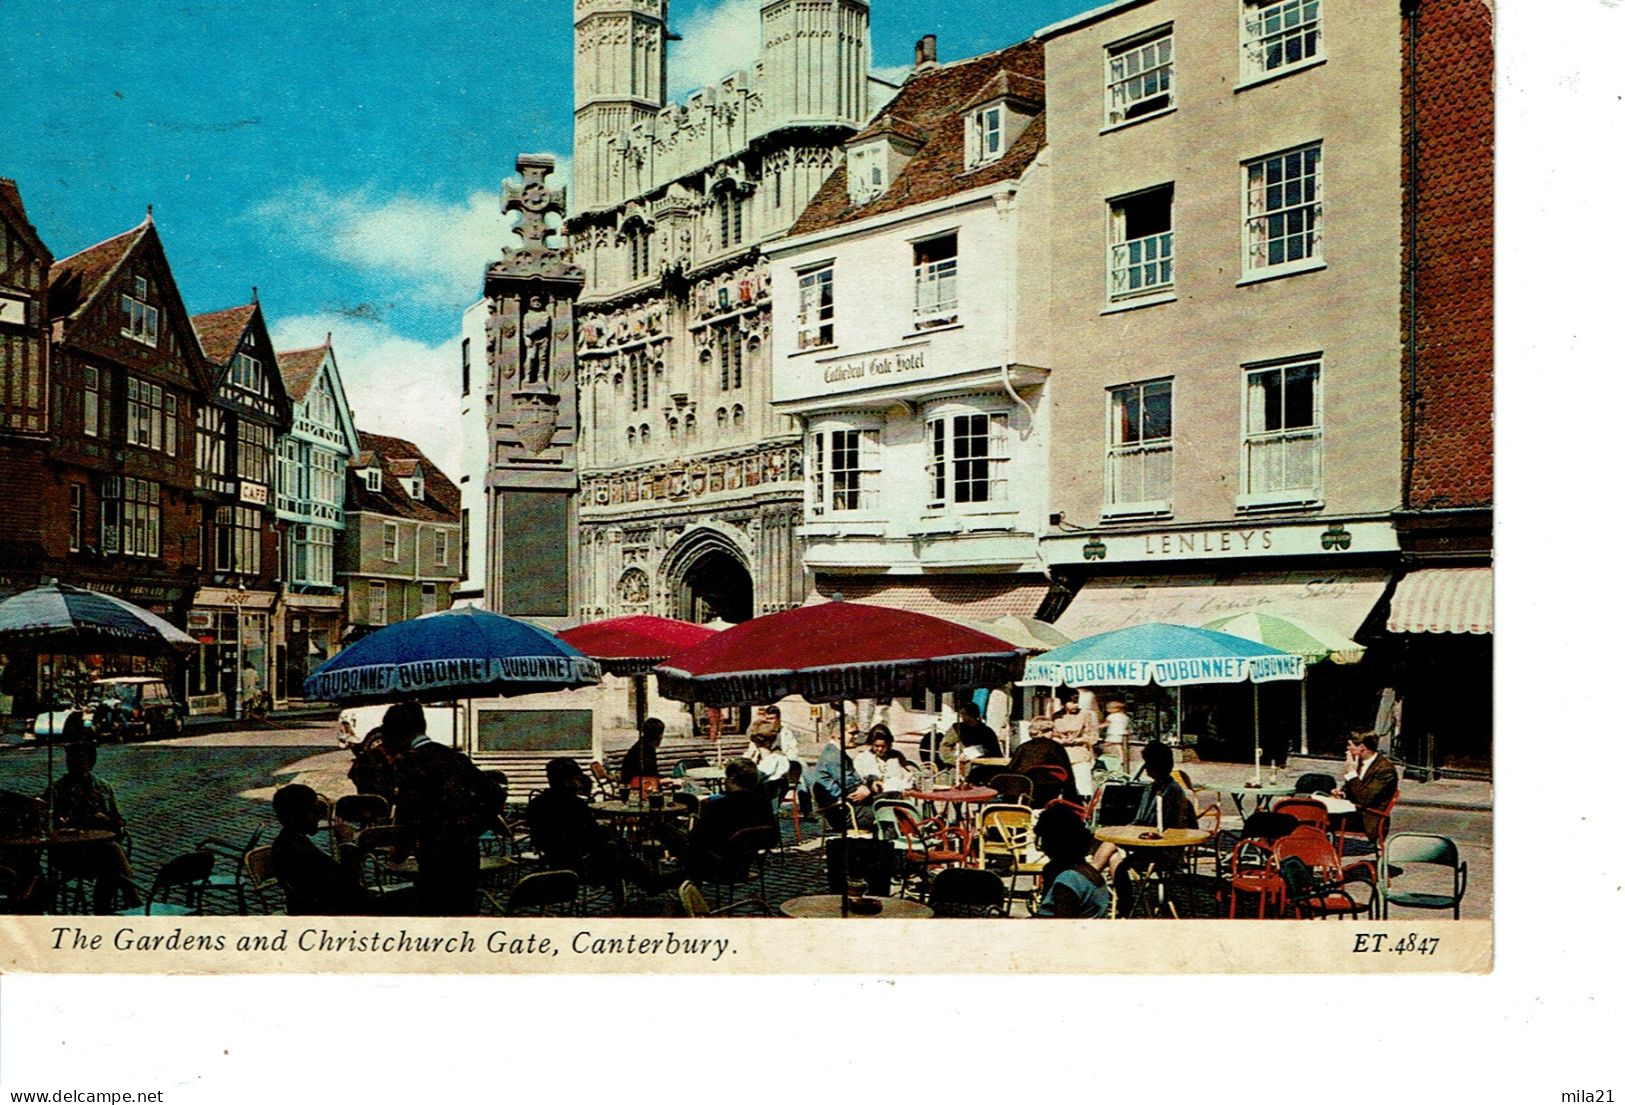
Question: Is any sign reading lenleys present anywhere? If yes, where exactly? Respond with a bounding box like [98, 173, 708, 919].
[1040, 520, 1399, 564]
[820, 346, 929, 388]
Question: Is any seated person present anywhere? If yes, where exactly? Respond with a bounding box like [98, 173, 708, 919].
[43, 743, 137, 914]
[1033, 804, 1112, 919]
[849, 725, 915, 795]
[346, 725, 398, 802]
[939, 703, 1005, 784]
[809, 728, 875, 831]
[1089, 740, 1197, 906]
[1007, 720, 1080, 804]
[527, 758, 662, 901]
[619, 717, 664, 785]
[1331, 732, 1399, 847]
[271, 784, 372, 915]
[744, 730, 791, 802]
[660, 760, 777, 881]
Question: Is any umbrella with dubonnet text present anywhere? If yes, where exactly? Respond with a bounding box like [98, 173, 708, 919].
[1023, 623, 1304, 777]
[655, 598, 1026, 915]
[303, 607, 600, 706]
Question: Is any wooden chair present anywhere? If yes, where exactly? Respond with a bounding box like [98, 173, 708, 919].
[975, 804, 1044, 914]
[678, 880, 772, 917]
[241, 845, 281, 914]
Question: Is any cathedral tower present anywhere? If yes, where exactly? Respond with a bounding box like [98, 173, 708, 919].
[759, 0, 870, 129]
[574, 0, 671, 213]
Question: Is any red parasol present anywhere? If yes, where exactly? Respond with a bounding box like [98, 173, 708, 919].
[653, 599, 1025, 707]
[557, 615, 717, 677]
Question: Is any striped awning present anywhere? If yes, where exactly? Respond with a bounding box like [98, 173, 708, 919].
[1386, 567, 1493, 635]
[809, 575, 1049, 621]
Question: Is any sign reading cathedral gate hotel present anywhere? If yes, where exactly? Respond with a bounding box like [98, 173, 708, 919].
[819, 345, 930, 388]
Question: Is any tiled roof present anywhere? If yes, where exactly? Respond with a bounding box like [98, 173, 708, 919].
[792, 38, 1045, 236]
[850, 112, 928, 147]
[47, 222, 146, 321]
[963, 69, 1044, 111]
[277, 343, 329, 401]
[0, 178, 51, 265]
[348, 430, 459, 523]
[190, 303, 257, 364]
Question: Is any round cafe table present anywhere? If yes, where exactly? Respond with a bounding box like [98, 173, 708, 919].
[1221, 781, 1297, 818]
[903, 785, 997, 825]
[0, 829, 119, 914]
[682, 766, 727, 792]
[1092, 825, 1213, 919]
[779, 894, 933, 919]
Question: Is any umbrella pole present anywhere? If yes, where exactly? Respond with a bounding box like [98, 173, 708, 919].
[838, 698, 849, 919]
[1300, 679, 1309, 758]
[1252, 683, 1261, 780]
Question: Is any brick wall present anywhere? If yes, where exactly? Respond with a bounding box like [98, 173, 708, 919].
[1404, 0, 1494, 509]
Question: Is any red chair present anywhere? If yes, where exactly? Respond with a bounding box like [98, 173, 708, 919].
[1273, 825, 1371, 919]
[1271, 797, 1331, 835]
[1334, 790, 1399, 865]
[893, 806, 971, 900]
[1227, 838, 1284, 918]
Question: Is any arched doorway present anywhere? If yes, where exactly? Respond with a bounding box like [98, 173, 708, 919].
[673, 548, 753, 624]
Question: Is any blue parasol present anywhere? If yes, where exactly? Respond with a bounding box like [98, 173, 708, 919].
[1023, 622, 1304, 688]
[304, 607, 601, 705]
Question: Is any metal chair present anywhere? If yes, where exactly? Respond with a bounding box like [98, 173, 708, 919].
[1271, 797, 1331, 835]
[776, 760, 807, 845]
[195, 828, 265, 915]
[975, 804, 1044, 914]
[331, 793, 392, 854]
[1294, 772, 1338, 796]
[1227, 838, 1283, 919]
[118, 851, 215, 917]
[587, 761, 619, 800]
[1379, 833, 1467, 919]
[927, 867, 1007, 917]
[501, 869, 581, 916]
[672, 757, 710, 777]
[700, 824, 778, 907]
[893, 806, 971, 900]
[1335, 789, 1399, 864]
[1274, 825, 1372, 919]
[987, 772, 1034, 806]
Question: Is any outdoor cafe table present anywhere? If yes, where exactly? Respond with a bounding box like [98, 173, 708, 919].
[1092, 825, 1212, 918]
[779, 893, 934, 919]
[1217, 781, 1297, 818]
[903, 785, 997, 825]
[0, 828, 118, 912]
[682, 765, 726, 792]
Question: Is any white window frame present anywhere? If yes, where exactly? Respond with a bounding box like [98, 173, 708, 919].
[82, 366, 99, 438]
[1243, 142, 1323, 276]
[364, 468, 382, 492]
[796, 264, 835, 351]
[807, 417, 883, 517]
[913, 233, 959, 329]
[1238, 357, 1323, 509]
[1105, 25, 1175, 128]
[847, 143, 886, 204]
[433, 528, 450, 566]
[120, 277, 159, 347]
[1105, 378, 1174, 517]
[381, 521, 400, 563]
[924, 400, 1010, 513]
[968, 105, 1004, 167]
[1108, 185, 1175, 301]
[368, 581, 388, 625]
[1240, 0, 1322, 83]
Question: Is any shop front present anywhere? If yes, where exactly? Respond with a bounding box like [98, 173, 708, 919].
[1382, 565, 1492, 777]
[1041, 519, 1399, 763]
[186, 587, 277, 717]
[278, 592, 343, 704]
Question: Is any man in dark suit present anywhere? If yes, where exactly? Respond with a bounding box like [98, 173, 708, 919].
[1334, 732, 1399, 843]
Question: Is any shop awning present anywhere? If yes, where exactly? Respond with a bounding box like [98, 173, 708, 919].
[809, 575, 1049, 621]
[1053, 569, 1391, 642]
[1386, 567, 1492, 634]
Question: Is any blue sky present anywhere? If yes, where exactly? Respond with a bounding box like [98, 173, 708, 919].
[1, 0, 1100, 477]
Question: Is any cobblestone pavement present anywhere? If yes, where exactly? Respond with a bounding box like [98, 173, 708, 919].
[1, 727, 1490, 919]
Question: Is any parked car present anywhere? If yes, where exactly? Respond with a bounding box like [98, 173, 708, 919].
[87, 676, 183, 741]
[336, 702, 456, 749]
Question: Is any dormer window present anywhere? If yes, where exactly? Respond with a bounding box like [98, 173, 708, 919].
[363, 468, 382, 493]
[971, 106, 1004, 166]
[400, 473, 424, 500]
[847, 144, 886, 204]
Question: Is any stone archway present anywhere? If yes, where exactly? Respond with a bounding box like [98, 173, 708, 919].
[662, 527, 754, 624]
